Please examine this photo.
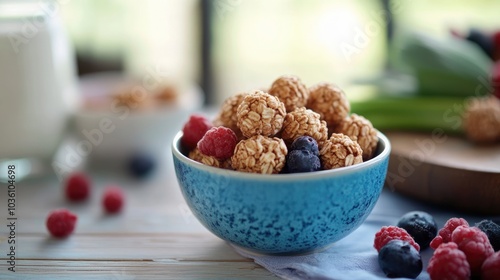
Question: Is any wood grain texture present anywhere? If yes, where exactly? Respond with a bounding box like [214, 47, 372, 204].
[0, 160, 279, 279]
[0, 260, 277, 279]
[386, 132, 500, 215]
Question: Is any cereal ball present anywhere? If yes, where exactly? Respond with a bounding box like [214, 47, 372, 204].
[231, 135, 287, 174]
[337, 114, 378, 160]
[189, 147, 232, 169]
[281, 107, 328, 147]
[463, 96, 500, 144]
[320, 133, 363, 169]
[307, 83, 350, 128]
[112, 88, 152, 110]
[237, 90, 286, 138]
[216, 92, 249, 133]
[268, 75, 309, 112]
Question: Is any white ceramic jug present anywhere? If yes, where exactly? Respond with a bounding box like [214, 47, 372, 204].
[0, 1, 78, 167]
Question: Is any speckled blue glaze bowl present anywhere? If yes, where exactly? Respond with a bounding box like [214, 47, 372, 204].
[172, 131, 390, 255]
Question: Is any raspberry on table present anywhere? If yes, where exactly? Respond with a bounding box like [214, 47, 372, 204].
[451, 225, 494, 276]
[290, 136, 319, 156]
[102, 186, 125, 214]
[198, 126, 238, 160]
[65, 172, 91, 202]
[397, 211, 437, 250]
[285, 150, 321, 173]
[430, 217, 469, 249]
[378, 240, 422, 279]
[374, 226, 420, 252]
[482, 251, 500, 280]
[46, 209, 78, 238]
[427, 242, 470, 280]
[476, 219, 500, 252]
[181, 114, 213, 150]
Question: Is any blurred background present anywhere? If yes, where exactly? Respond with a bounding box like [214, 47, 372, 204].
[56, 0, 500, 104]
[1, 0, 500, 179]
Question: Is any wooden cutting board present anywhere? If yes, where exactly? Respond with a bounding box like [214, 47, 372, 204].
[385, 132, 500, 215]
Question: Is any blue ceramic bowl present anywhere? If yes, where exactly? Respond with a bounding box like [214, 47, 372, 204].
[172, 131, 391, 255]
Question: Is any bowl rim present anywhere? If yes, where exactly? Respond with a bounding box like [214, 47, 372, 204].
[172, 130, 391, 181]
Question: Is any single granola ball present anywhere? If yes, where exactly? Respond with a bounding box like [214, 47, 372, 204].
[268, 75, 309, 112]
[112, 88, 152, 110]
[320, 133, 363, 169]
[281, 107, 328, 147]
[463, 96, 500, 144]
[337, 114, 378, 160]
[189, 148, 232, 169]
[231, 135, 287, 174]
[216, 92, 249, 133]
[236, 90, 286, 138]
[307, 83, 350, 128]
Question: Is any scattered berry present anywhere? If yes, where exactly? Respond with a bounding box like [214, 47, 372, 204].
[128, 153, 156, 178]
[102, 186, 125, 214]
[46, 209, 77, 238]
[492, 61, 500, 99]
[427, 242, 470, 280]
[65, 173, 91, 202]
[482, 251, 500, 280]
[374, 226, 420, 252]
[285, 150, 321, 173]
[181, 114, 213, 150]
[378, 240, 422, 279]
[197, 126, 238, 160]
[493, 31, 500, 62]
[451, 225, 494, 276]
[476, 219, 500, 252]
[466, 28, 494, 59]
[397, 211, 437, 250]
[430, 217, 469, 249]
[290, 136, 319, 156]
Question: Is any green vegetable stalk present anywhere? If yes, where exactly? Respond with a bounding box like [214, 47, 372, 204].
[350, 96, 469, 134]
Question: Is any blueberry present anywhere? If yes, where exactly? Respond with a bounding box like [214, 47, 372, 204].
[466, 28, 494, 59]
[397, 211, 437, 250]
[290, 136, 319, 156]
[476, 220, 500, 252]
[285, 150, 321, 173]
[128, 153, 156, 178]
[378, 240, 422, 279]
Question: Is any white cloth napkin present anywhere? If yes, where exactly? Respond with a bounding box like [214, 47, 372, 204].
[232, 217, 433, 280]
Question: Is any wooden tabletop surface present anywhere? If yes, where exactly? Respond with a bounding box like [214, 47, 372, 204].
[0, 147, 492, 280]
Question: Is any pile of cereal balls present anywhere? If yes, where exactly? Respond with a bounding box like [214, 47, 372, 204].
[181, 75, 379, 174]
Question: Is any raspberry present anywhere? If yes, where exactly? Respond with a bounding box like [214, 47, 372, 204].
[46, 209, 77, 238]
[128, 153, 156, 178]
[65, 173, 91, 202]
[476, 219, 500, 251]
[430, 217, 469, 249]
[378, 240, 422, 278]
[197, 126, 237, 160]
[102, 186, 125, 214]
[374, 226, 420, 252]
[290, 136, 319, 156]
[181, 114, 213, 150]
[427, 242, 470, 280]
[451, 225, 494, 276]
[397, 211, 437, 250]
[285, 150, 321, 173]
[482, 251, 500, 280]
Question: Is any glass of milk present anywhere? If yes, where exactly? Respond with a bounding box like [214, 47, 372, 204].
[0, 1, 78, 180]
